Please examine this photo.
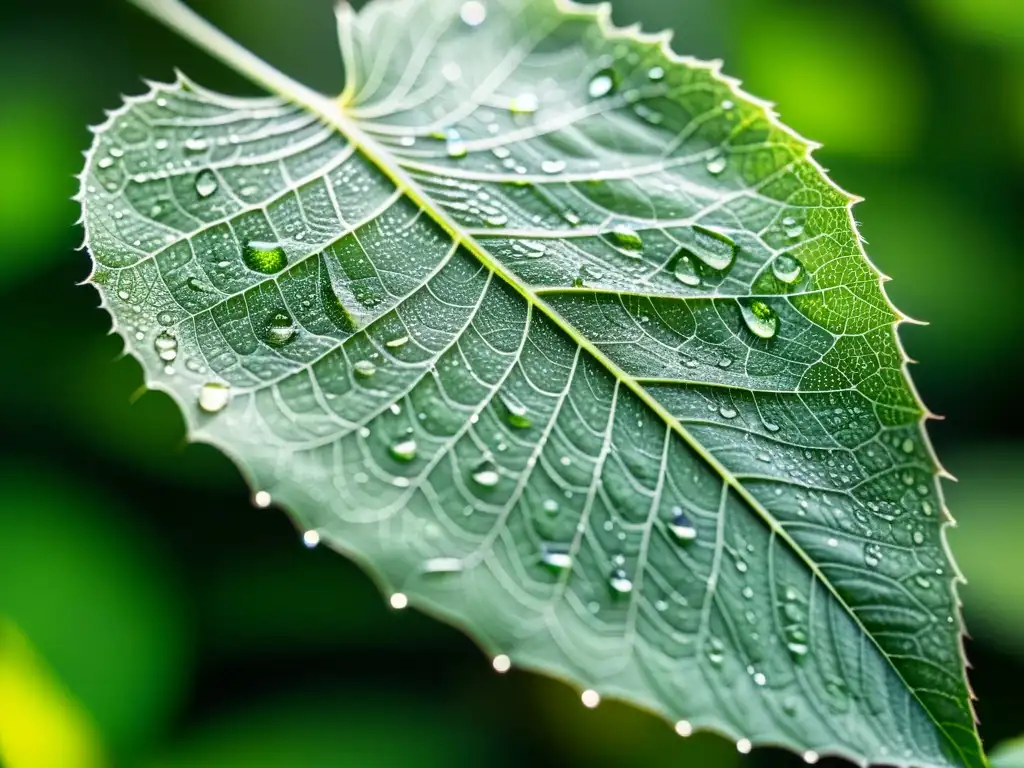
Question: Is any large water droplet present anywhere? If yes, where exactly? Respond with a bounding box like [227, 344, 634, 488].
[588, 70, 616, 99]
[691, 225, 736, 271]
[264, 310, 296, 347]
[472, 460, 500, 488]
[609, 568, 633, 595]
[198, 382, 231, 413]
[390, 437, 417, 462]
[741, 300, 778, 340]
[154, 331, 178, 362]
[194, 170, 218, 198]
[668, 509, 697, 542]
[541, 544, 572, 572]
[354, 360, 377, 377]
[243, 241, 288, 274]
[771, 253, 803, 284]
[460, 0, 486, 26]
[670, 250, 701, 287]
[607, 224, 643, 252]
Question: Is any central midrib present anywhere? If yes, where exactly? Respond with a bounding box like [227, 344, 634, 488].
[126, 2, 974, 764]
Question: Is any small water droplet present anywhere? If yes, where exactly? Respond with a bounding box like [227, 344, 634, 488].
[492, 654, 511, 673]
[264, 311, 296, 347]
[706, 152, 727, 176]
[913, 531, 924, 545]
[390, 592, 408, 609]
[782, 216, 804, 239]
[648, 66, 665, 82]
[472, 460, 500, 488]
[156, 311, 173, 326]
[542, 499, 560, 516]
[442, 62, 462, 83]
[389, 437, 418, 462]
[581, 689, 600, 708]
[303, 530, 320, 548]
[154, 330, 178, 362]
[902, 437, 915, 454]
[671, 251, 701, 287]
[607, 224, 643, 252]
[609, 568, 633, 595]
[720, 406, 738, 419]
[253, 491, 272, 508]
[184, 137, 208, 153]
[354, 360, 377, 377]
[741, 300, 778, 340]
[541, 159, 566, 174]
[674, 720, 693, 737]
[718, 357, 732, 369]
[509, 93, 539, 114]
[460, 0, 486, 26]
[588, 70, 616, 99]
[706, 637, 725, 666]
[737, 739, 752, 755]
[386, 335, 409, 349]
[445, 128, 468, 158]
[668, 509, 698, 542]
[98, 156, 115, 169]
[541, 544, 572, 572]
[194, 169, 218, 197]
[242, 241, 287, 274]
[771, 253, 803, 284]
[198, 381, 230, 413]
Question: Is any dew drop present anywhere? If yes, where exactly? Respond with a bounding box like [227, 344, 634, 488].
[194, 169, 218, 197]
[472, 460, 500, 488]
[771, 253, 803, 284]
[424, 557, 463, 573]
[198, 381, 231, 414]
[386, 335, 409, 349]
[264, 311, 296, 347]
[154, 330, 178, 362]
[156, 311, 173, 326]
[243, 241, 288, 274]
[706, 152, 727, 176]
[607, 224, 643, 252]
[354, 360, 377, 377]
[501, 393, 531, 428]
[541, 159, 566, 174]
[390, 437, 418, 462]
[803, 751, 820, 765]
[98, 156, 115, 169]
[782, 216, 804, 239]
[609, 568, 633, 595]
[737, 739, 752, 755]
[913, 530, 924, 545]
[492, 654, 511, 673]
[752, 671, 767, 686]
[741, 300, 778, 340]
[389, 592, 408, 609]
[706, 637, 725, 666]
[902, 438, 915, 454]
[720, 406, 738, 419]
[445, 129, 468, 158]
[671, 250, 701, 287]
[184, 137, 208, 153]
[648, 66, 666, 82]
[674, 720, 693, 737]
[541, 544, 573, 572]
[581, 689, 601, 708]
[588, 70, 616, 99]
[542, 499, 560, 515]
[303, 530, 320, 548]
[460, 0, 486, 26]
[510, 93, 539, 114]
[668, 509, 698, 542]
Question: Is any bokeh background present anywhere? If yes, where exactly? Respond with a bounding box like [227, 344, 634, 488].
[1, 0, 1022, 765]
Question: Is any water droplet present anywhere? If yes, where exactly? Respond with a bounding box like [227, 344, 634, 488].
[741, 300, 778, 340]
[668, 509, 697, 542]
[354, 360, 377, 377]
[588, 70, 616, 99]
[460, 0, 486, 26]
[609, 568, 633, 595]
[264, 311, 296, 347]
[607, 224, 643, 252]
[706, 637, 725, 666]
[386, 335, 409, 349]
[243, 241, 288, 274]
[648, 66, 666, 82]
[390, 592, 408, 609]
[674, 720, 693, 737]
[541, 544, 572, 572]
[303, 530, 320, 548]
[671, 251, 701, 287]
[771, 253, 803, 284]
[445, 129, 468, 158]
[542, 499, 560, 516]
[194, 170, 218, 197]
[184, 137, 208, 153]
[803, 751, 819, 765]
[472, 460, 500, 488]
[492, 654, 511, 673]
[510, 93, 539, 114]
[752, 671, 767, 686]
[902, 437, 915, 454]
[541, 159, 566, 174]
[253, 491, 272, 508]
[424, 557, 462, 573]
[736, 739, 752, 755]
[782, 216, 804, 239]
[98, 156, 114, 169]
[390, 437, 417, 462]
[720, 406, 738, 419]
[718, 357, 732, 369]
[691, 225, 736, 271]
[706, 152, 727, 176]
[913, 530, 924, 545]
[154, 330, 178, 362]
[198, 381, 231, 413]
[500, 393, 531, 428]
[581, 689, 600, 708]
[442, 62, 462, 83]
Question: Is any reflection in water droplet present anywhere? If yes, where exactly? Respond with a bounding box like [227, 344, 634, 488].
[671, 250, 701, 287]
[782, 216, 804, 238]
[902, 438, 915, 454]
[668, 509, 698, 542]
[609, 568, 633, 594]
[741, 300, 778, 340]
[154, 331, 178, 362]
[472, 460, 500, 488]
[607, 224, 643, 252]
[771, 253, 803, 284]
[588, 70, 616, 99]
[198, 382, 231, 413]
[354, 360, 377, 377]
[194, 170, 218, 197]
[390, 438, 417, 462]
[265, 311, 296, 347]
[541, 544, 572, 572]
[460, 0, 486, 26]
[243, 241, 288, 274]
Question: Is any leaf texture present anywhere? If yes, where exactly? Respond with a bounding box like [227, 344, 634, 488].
[79, 0, 984, 765]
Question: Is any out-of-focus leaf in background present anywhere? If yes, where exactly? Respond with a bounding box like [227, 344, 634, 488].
[916, 0, 1024, 49]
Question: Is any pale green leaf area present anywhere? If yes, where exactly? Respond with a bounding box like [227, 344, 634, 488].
[79, 0, 983, 765]
[916, 0, 1024, 49]
[731, 1, 924, 160]
[992, 737, 1024, 768]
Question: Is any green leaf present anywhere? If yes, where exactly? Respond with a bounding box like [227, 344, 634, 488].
[78, 1, 983, 765]
[992, 737, 1024, 768]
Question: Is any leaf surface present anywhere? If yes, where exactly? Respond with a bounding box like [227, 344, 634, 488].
[79, 1, 983, 765]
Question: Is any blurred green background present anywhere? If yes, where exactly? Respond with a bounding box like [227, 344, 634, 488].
[1, 0, 1022, 765]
